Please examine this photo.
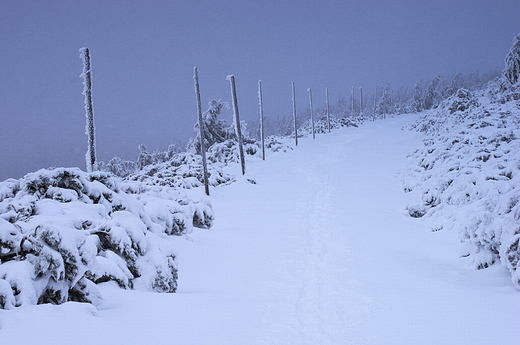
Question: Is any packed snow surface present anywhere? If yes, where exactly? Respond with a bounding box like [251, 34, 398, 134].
[1, 114, 518, 344]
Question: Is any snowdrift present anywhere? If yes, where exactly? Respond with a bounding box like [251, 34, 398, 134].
[0, 168, 213, 308]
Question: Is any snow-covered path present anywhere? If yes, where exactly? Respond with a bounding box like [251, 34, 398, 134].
[1, 114, 519, 344]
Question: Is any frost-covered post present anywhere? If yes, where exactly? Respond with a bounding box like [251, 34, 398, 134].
[373, 86, 378, 120]
[292, 82, 298, 146]
[193, 67, 210, 196]
[351, 86, 355, 118]
[307, 88, 315, 139]
[227, 75, 246, 175]
[326, 87, 331, 133]
[258, 80, 266, 160]
[79, 47, 97, 172]
[359, 87, 363, 116]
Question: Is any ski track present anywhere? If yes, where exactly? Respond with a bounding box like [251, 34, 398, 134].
[2, 113, 520, 344]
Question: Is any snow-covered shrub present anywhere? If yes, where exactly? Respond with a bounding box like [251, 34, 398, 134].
[503, 33, 520, 87]
[403, 86, 520, 287]
[298, 114, 359, 137]
[105, 157, 138, 178]
[126, 151, 234, 188]
[187, 99, 232, 155]
[0, 168, 214, 309]
[499, 33, 520, 103]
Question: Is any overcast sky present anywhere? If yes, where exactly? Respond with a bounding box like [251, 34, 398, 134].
[1, 0, 519, 181]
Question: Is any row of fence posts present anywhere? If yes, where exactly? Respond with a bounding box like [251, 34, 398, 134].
[193, 68, 340, 196]
[79, 48, 364, 197]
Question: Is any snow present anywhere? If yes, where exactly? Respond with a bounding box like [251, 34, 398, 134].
[1, 113, 519, 343]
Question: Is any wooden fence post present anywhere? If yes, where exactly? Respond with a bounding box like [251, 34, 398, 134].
[292, 82, 298, 146]
[359, 87, 363, 116]
[227, 75, 246, 175]
[307, 88, 315, 139]
[79, 47, 97, 172]
[351, 86, 355, 118]
[258, 80, 265, 160]
[193, 67, 210, 196]
[326, 87, 331, 133]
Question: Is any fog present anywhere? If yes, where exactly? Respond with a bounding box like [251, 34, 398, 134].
[1, 0, 518, 181]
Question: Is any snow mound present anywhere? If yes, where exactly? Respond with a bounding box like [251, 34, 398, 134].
[403, 88, 520, 286]
[0, 168, 213, 309]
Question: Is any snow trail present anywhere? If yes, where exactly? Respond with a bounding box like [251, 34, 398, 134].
[1, 113, 519, 344]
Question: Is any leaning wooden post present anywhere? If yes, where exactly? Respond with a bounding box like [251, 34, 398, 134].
[292, 82, 298, 146]
[258, 80, 266, 160]
[193, 67, 210, 196]
[227, 75, 246, 175]
[326, 87, 331, 133]
[307, 88, 315, 139]
[79, 47, 97, 172]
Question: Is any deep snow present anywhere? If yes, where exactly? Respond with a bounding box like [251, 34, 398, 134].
[1, 113, 519, 344]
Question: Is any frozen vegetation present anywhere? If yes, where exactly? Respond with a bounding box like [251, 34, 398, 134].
[403, 34, 520, 286]
[0, 168, 213, 308]
[404, 84, 520, 286]
[0, 31, 519, 345]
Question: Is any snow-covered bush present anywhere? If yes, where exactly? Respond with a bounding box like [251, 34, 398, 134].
[403, 86, 520, 287]
[503, 33, 520, 87]
[127, 151, 234, 188]
[187, 99, 233, 155]
[298, 114, 359, 137]
[105, 157, 138, 178]
[0, 168, 214, 309]
[499, 33, 520, 103]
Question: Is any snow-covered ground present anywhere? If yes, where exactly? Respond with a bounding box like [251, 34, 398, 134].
[1, 113, 519, 344]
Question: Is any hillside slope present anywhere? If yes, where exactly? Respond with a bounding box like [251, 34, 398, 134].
[1, 113, 519, 344]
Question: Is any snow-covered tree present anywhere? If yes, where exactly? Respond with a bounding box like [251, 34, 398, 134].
[375, 84, 392, 117]
[136, 144, 154, 170]
[503, 33, 520, 86]
[422, 75, 441, 110]
[187, 99, 231, 155]
[105, 157, 138, 178]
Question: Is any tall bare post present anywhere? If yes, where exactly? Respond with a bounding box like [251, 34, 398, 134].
[79, 47, 97, 173]
[193, 67, 210, 196]
[351, 86, 355, 118]
[307, 88, 315, 139]
[326, 87, 331, 133]
[359, 87, 363, 116]
[373, 85, 378, 120]
[258, 80, 266, 160]
[292, 82, 298, 146]
[227, 75, 246, 175]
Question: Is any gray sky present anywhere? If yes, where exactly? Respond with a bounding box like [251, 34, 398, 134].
[1, 0, 519, 181]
